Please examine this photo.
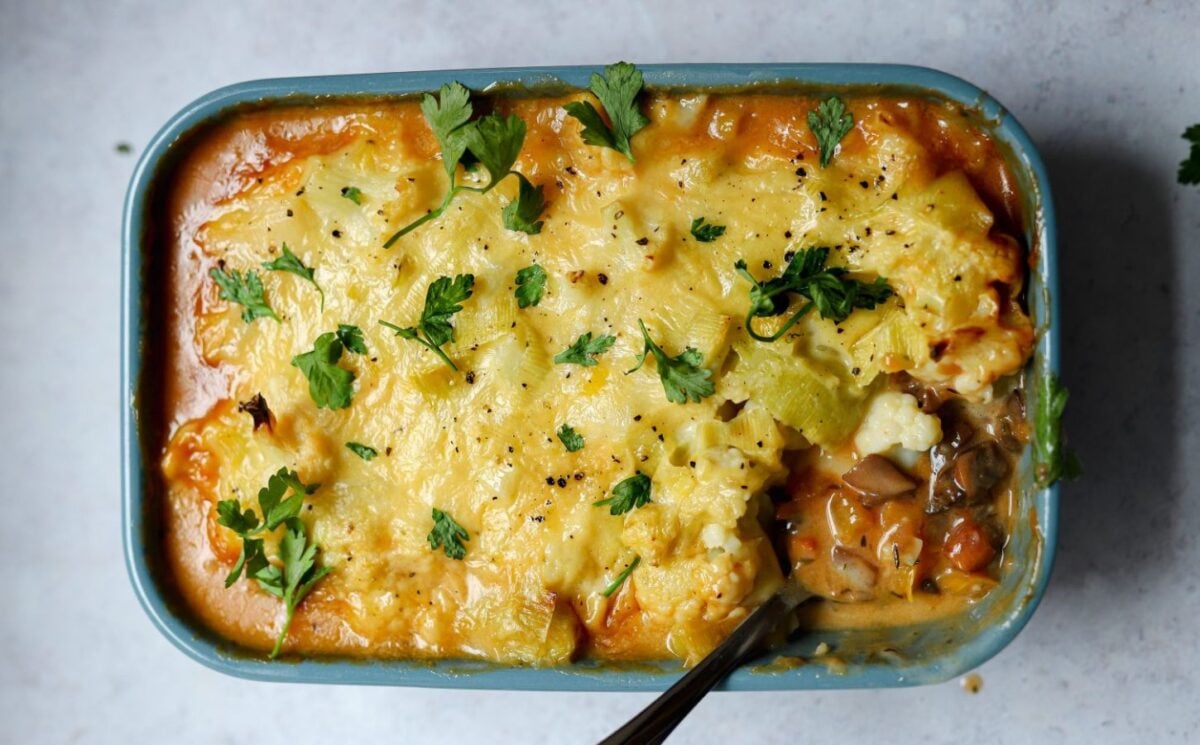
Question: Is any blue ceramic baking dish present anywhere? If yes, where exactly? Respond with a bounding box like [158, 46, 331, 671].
[121, 63, 1060, 690]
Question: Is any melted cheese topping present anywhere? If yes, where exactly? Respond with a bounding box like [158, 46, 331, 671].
[156, 92, 1033, 664]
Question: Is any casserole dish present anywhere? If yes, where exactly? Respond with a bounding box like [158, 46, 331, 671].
[121, 63, 1059, 690]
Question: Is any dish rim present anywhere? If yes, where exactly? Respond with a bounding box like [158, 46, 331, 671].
[120, 62, 1060, 691]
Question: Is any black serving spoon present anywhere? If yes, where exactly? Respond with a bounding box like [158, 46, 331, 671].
[597, 581, 812, 745]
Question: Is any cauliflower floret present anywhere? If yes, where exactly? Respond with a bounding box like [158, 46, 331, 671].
[853, 392, 942, 456]
[700, 523, 742, 553]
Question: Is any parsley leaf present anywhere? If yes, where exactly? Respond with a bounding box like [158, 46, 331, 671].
[262, 243, 324, 309]
[563, 99, 617, 151]
[340, 186, 364, 204]
[1180, 123, 1200, 185]
[215, 468, 329, 657]
[227, 537, 268, 590]
[564, 62, 650, 162]
[428, 508, 469, 559]
[1034, 373, 1082, 488]
[291, 332, 356, 409]
[257, 467, 320, 531]
[415, 274, 475, 347]
[421, 81, 475, 180]
[346, 442, 378, 461]
[380, 274, 475, 371]
[217, 499, 260, 537]
[557, 423, 585, 452]
[808, 96, 854, 168]
[515, 263, 547, 308]
[463, 113, 525, 186]
[690, 217, 726, 242]
[626, 320, 715, 404]
[335, 323, 368, 355]
[383, 85, 543, 244]
[554, 332, 616, 367]
[503, 173, 546, 234]
[735, 247, 893, 342]
[259, 518, 332, 657]
[594, 472, 652, 515]
[602, 556, 640, 597]
[210, 266, 278, 323]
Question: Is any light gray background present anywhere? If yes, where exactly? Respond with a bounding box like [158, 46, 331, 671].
[1, 1, 1197, 743]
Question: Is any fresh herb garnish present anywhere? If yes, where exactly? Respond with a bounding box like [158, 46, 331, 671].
[340, 186, 364, 204]
[216, 500, 262, 539]
[808, 96, 854, 168]
[563, 62, 650, 162]
[346, 442, 378, 461]
[594, 472, 652, 515]
[291, 332, 356, 409]
[503, 174, 546, 234]
[602, 556, 641, 597]
[626, 320, 715, 404]
[689, 217, 726, 243]
[554, 332, 616, 367]
[262, 243, 324, 309]
[216, 467, 329, 658]
[258, 519, 331, 657]
[514, 264, 547, 308]
[380, 273, 475, 372]
[238, 393, 273, 431]
[557, 424, 585, 452]
[1180, 124, 1200, 185]
[1034, 373, 1082, 488]
[210, 265, 278, 323]
[382, 83, 543, 244]
[735, 247, 893, 342]
[428, 508, 469, 559]
[335, 323, 367, 354]
[258, 468, 320, 530]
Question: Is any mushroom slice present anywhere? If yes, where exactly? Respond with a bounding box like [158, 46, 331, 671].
[953, 441, 1010, 504]
[830, 546, 879, 598]
[842, 454, 918, 507]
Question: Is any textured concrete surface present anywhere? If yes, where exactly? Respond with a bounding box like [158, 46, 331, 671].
[1, 1, 1197, 742]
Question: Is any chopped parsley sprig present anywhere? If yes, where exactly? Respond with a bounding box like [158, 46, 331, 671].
[602, 556, 641, 598]
[554, 332, 616, 367]
[690, 217, 725, 242]
[564, 62, 650, 162]
[381, 273, 475, 372]
[557, 424, 585, 452]
[808, 96, 854, 168]
[503, 174, 546, 234]
[335, 323, 367, 354]
[627, 320, 715, 404]
[216, 467, 330, 658]
[735, 247, 893, 342]
[428, 508, 469, 559]
[210, 265, 278, 323]
[292, 329, 364, 409]
[262, 243, 324, 309]
[345, 442, 378, 461]
[515, 264, 547, 308]
[1033, 373, 1082, 488]
[594, 472, 652, 515]
[383, 83, 544, 245]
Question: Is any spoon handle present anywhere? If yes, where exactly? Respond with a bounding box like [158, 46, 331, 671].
[597, 588, 807, 745]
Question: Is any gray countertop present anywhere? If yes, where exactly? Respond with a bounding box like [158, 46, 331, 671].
[2, 1, 1197, 742]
